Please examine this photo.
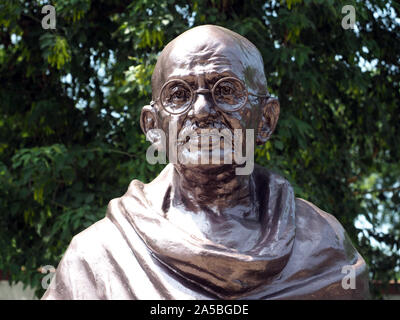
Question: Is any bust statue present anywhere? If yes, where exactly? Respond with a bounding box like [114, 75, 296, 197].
[42, 25, 369, 300]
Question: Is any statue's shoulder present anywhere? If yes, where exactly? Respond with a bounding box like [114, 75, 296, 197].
[292, 198, 370, 298]
[292, 197, 369, 287]
[294, 198, 349, 246]
[66, 216, 120, 258]
[43, 215, 128, 299]
[253, 165, 356, 254]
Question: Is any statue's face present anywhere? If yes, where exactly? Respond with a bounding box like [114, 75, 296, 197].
[142, 26, 279, 168]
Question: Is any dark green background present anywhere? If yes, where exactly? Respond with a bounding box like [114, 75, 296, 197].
[0, 0, 399, 298]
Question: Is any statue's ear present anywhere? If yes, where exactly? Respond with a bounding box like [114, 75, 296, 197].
[140, 104, 160, 144]
[256, 97, 280, 145]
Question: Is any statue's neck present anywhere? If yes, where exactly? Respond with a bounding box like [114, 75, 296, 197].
[171, 164, 256, 217]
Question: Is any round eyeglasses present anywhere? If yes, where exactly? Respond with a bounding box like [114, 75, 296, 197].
[150, 77, 270, 115]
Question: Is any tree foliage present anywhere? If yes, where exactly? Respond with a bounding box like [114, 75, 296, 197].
[0, 0, 399, 298]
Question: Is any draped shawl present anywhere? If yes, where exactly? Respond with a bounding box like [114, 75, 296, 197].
[42, 164, 369, 300]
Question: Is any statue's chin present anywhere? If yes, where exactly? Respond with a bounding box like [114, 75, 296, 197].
[173, 161, 239, 177]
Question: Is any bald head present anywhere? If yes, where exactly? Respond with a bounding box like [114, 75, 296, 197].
[151, 25, 268, 99]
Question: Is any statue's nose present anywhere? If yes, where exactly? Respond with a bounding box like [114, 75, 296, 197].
[190, 92, 216, 120]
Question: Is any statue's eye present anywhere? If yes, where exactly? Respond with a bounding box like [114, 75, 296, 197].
[160, 80, 193, 113]
[168, 86, 191, 105]
[213, 78, 247, 111]
[215, 81, 237, 97]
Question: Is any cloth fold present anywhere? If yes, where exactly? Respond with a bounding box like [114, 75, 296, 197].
[42, 164, 369, 300]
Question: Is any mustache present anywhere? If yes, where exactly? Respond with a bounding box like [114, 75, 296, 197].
[176, 120, 233, 144]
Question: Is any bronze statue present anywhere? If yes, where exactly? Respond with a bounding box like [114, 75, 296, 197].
[42, 25, 369, 300]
